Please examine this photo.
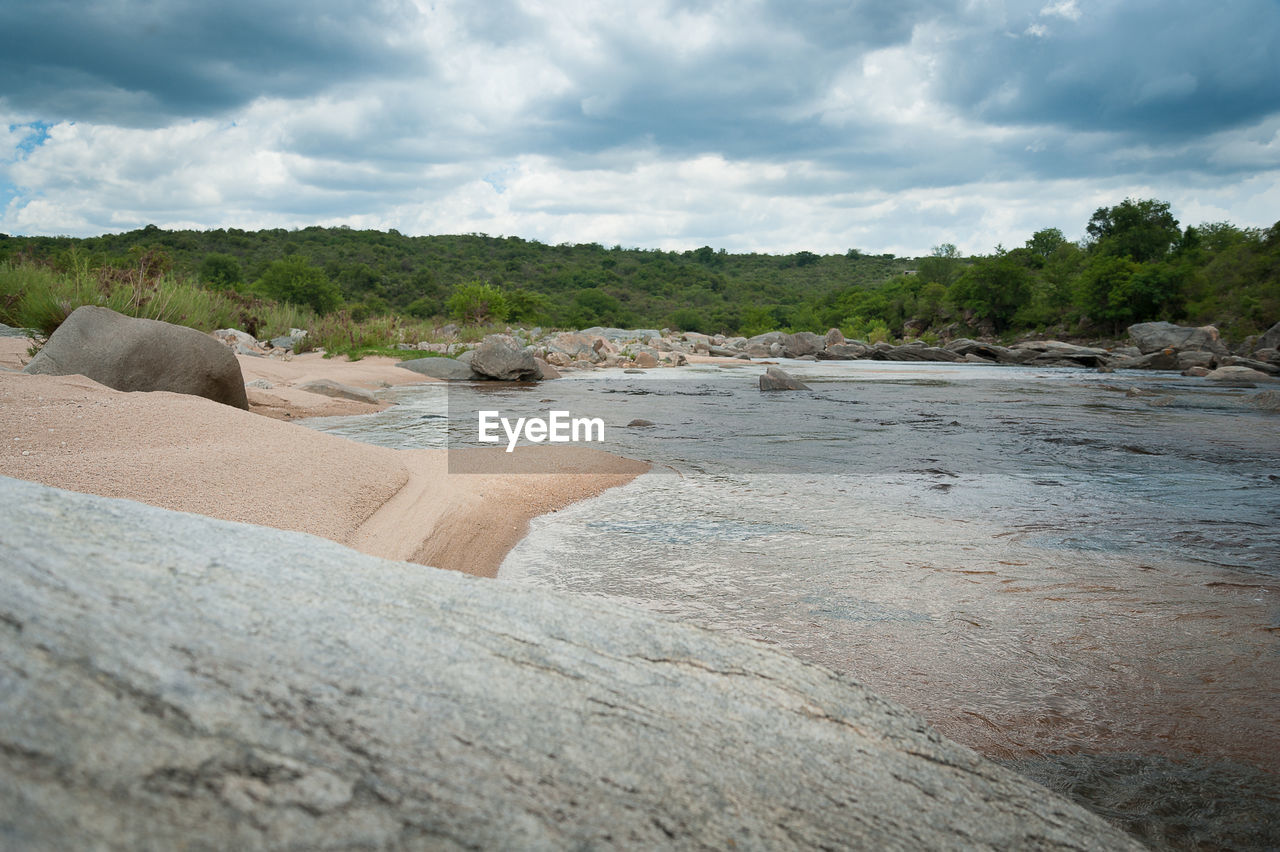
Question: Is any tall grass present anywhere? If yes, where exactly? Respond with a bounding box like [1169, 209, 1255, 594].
[0, 258, 451, 358]
[0, 258, 311, 343]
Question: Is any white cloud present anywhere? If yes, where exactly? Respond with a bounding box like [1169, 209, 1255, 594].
[1040, 0, 1081, 22]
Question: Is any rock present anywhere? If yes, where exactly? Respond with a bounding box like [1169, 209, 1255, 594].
[633, 351, 659, 369]
[707, 346, 740, 358]
[759, 366, 810, 391]
[244, 378, 274, 390]
[212, 328, 259, 350]
[1175, 350, 1215, 370]
[944, 339, 1019, 363]
[1217, 355, 1280, 376]
[533, 358, 561, 380]
[1182, 366, 1211, 377]
[1205, 365, 1271, 387]
[1256, 320, 1280, 353]
[471, 335, 540, 381]
[1253, 348, 1280, 365]
[1114, 349, 1179, 371]
[815, 343, 868, 360]
[296, 379, 379, 405]
[0, 477, 1142, 851]
[626, 418, 655, 427]
[398, 357, 477, 381]
[781, 332, 824, 358]
[23, 306, 248, 409]
[456, 349, 476, 366]
[1247, 390, 1280, 411]
[1127, 321, 1227, 355]
[437, 323, 460, 339]
[580, 327, 662, 342]
[1012, 341, 1115, 369]
[824, 328, 845, 347]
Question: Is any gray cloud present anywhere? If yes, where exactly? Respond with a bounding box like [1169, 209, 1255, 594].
[933, 0, 1280, 137]
[0, 0, 425, 125]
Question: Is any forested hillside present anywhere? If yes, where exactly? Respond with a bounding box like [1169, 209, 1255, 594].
[2, 198, 1276, 341]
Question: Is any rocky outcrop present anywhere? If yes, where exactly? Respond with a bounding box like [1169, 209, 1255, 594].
[781, 332, 824, 358]
[759, 366, 810, 391]
[23, 306, 249, 409]
[0, 477, 1141, 850]
[469, 334, 541, 381]
[1128, 321, 1227, 355]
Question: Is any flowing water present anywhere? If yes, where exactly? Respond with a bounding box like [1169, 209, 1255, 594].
[308, 361, 1280, 848]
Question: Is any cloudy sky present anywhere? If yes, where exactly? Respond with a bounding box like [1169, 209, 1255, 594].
[2, 0, 1278, 255]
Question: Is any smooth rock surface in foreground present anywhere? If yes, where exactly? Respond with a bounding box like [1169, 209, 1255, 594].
[0, 477, 1140, 850]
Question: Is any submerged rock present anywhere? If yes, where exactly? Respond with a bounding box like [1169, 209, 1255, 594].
[398, 356, 476, 381]
[296, 379, 378, 404]
[0, 477, 1141, 850]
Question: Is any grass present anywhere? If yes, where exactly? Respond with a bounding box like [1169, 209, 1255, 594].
[0, 258, 524, 360]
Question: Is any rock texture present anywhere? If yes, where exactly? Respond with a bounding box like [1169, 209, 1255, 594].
[24, 306, 249, 409]
[0, 476, 1140, 851]
[296, 379, 379, 404]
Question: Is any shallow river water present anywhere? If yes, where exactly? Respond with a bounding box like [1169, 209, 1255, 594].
[308, 360, 1280, 848]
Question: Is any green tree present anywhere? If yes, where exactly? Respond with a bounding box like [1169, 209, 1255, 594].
[1086, 198, 1181, 263]
[949, 254, 1032, 332]
[1076, 255, 1141, 333]
[447, 280, 509, 325]
[1025, 228, 1068, 261]
[254, 255, 341, 314]
[916, 243, 961, 287]
[199, 253, 242, 289]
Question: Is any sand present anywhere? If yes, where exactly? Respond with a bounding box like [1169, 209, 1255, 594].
[0, 353, 647, 577]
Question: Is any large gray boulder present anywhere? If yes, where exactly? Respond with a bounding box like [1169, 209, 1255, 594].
[470, 334, 540, 381]
[0, 476, 1141, 850]
[397, 356, 477, 381]
[1128, 321, 1227, 355]
[23, 306, 249, 409]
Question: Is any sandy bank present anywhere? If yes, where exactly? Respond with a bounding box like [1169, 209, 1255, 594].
[0, 370, 647, 577]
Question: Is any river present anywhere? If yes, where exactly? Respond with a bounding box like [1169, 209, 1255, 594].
[307, 360, 1280, 849]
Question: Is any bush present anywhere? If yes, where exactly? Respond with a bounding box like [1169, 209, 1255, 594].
[447, 280, 509, 325]
[254, 255, 342, 315]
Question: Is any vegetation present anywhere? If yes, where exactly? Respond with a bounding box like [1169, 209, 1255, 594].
[1, 199, 1276, 347]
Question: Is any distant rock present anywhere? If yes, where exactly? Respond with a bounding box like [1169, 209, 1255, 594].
[533, 357, 562, 380]
[816, 342, 869, 360]
[1182, 366, 1211, 377]
[1216, 355, 1280, 376]
[23, 306, 248, 409]
[824, 327, 846, 347]
[759, 366, 810, 391]
[212, 328, 259, 351]
[1115, 350, 1180, 371]
[633, 351, 659, 368]
[470, 334, 541, 381]
[627, 418, 655, 427]
[781, 332, 824, 358]
[1128, 321, 1226, 355]
[0, 477, 1142, 851]
[398, 357, 477, 381]
[1205, 365, 1271, 387]
[1255, 320, 1280, 353]
[296, 379, 379, 404]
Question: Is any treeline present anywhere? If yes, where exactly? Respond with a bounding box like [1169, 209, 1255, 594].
[1, 198, 1276, 340]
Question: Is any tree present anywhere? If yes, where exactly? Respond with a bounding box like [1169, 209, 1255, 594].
[254, 255, 341, 314]
[447, 280, 508, 325]
[1076, 255, 1141, 333]
[1086, 198, 1181, 263]
[199, 253, 242, 289]
[916, 243, 961, 287]
[1025, 228, 1068, 260]
[949, 254, 1032, 332]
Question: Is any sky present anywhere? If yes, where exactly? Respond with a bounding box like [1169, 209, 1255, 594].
[2, 0, 1278, 256]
